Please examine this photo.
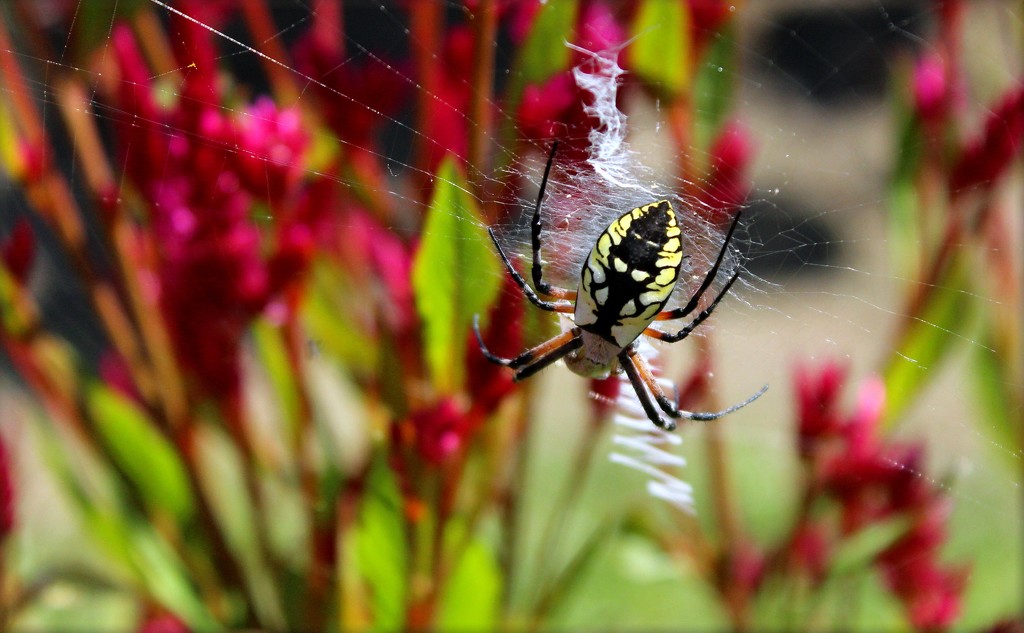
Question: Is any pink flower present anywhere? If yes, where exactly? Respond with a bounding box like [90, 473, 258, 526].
[793, 361, 968, 629]
[913, 53, 950, 124]
[516, 3, 626, 159]
[234, 98, 309, 203]
[105, 24, 322, 401]
[340, 209, 416, 334]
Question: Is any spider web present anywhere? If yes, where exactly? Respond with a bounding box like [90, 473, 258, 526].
[0, 0, 1021, 628]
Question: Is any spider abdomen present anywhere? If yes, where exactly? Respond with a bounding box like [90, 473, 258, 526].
[574, 200, 683, 348]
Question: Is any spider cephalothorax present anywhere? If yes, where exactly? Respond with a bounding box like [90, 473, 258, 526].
[474, 143, 766, 430]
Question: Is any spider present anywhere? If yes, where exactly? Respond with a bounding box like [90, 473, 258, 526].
[474, 143, 767, 431]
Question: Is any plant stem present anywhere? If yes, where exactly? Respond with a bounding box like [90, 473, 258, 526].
[697, 335, 750, 632]
[529, 418, 602, 621]
[240, 0, 300, 104]
[409, 0, 443, 195]
[468, 0, 497, 210]
[499, 386, 533, 620]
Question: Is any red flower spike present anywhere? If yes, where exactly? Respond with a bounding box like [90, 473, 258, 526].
[99, 351, 143, 404]
[517, 73, 581, 142]
[410, 399, 468, 465]
[1, 217, 35, 285]
[689, 0, 737, 43]
[675, 358, 711, 412]
[268, 223, 314, 297]
[293, 36, 409, 154]
[367, 223, 415, 335]
[0, 433, 14, 539]
[589, 375, 621, 421]
[137, 613, 190, 633]
[169, 7, 223, 106]
[794, 361, 847, 459]
[879, 556, 967, 630]
[949, 84, 1024, 195]
[790, 520, 831, 584]
[793, 361, 968, 628]
[699, 120, 754, 226]
[577, 1, 625, 53]
[841, 376, 886, 456]
[235, 98, 309, 203]
[731, 540, 766, 595]
[467, 276, 525, 416]
[506, 0, 546, 44]
[16, 139, 48, 186]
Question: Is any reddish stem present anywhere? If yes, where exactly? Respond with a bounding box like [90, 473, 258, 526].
[409, 0, 443, 196]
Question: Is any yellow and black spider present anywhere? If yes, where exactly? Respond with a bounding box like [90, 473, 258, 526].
[474, 143, 767, 431]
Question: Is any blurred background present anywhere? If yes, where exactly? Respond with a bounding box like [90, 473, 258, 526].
[1, 1, 1021, 631]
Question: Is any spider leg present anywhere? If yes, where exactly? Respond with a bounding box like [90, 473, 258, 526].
[655, 209, 744, 321]
[644, 268, 740, 343]
[512, 330, 583, 381]
[473, 314, 516, 366]
[620, 347, 676, 431]
[624, 346, 768, 424]
[473, 315, 581, 377]
[488, 228, 574, 313]
[681, 384, 770, 421]
[622, 346, 683, 421]
[529, 142, 576, 301]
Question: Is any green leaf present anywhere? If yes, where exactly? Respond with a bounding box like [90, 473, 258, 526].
[828, 516, 912, 578]
[252, 319, 300, 445]
[518, 0, 579, 85]
[0, 265, 25, 336]
[74, 0, 146, 60]
[629, 0, 692, 98]
[304, 260, 378, 378]
[438, 534, 501, 630]
[0, 98, 26, 183]
[86, 382, 195, 522]
[127, 521, 221, 633]
[356, 456, 408, 630]
[887, 108, 924, 275]
[32, 398, 217, 630]
[412, 157, 502, 394]
[971, 333, 1018, 470]
[693, 24, 737, 150]
[538, 520, 618, 621]
[883, 254, 974, 425]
